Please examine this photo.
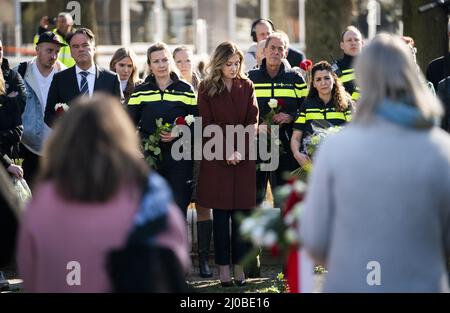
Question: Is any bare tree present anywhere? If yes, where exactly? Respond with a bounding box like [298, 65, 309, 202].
[305, 0, 353, 63]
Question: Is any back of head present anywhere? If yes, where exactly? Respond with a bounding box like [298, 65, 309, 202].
[354, 33, 443, 123]
[40, 93, 148, 202]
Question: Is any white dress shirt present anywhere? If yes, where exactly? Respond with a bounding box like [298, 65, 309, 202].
[75, 64, 96, 97]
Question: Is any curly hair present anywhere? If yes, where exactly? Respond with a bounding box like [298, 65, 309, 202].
[307, 61, 350, 112]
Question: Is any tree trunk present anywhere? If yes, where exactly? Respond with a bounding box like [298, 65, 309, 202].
[305, 0, 353, 63]
[403, 0, 448, 72]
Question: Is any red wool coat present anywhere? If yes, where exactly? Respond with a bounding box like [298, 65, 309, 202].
[197, 78, 259, 210]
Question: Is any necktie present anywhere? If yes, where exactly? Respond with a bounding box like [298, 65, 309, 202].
[80, 71, 89, 97]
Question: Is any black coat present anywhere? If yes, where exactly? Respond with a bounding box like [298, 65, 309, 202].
[0, 58, 25, 158]
[44, 65, 123, 127]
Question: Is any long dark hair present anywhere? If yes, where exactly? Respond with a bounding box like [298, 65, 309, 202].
[308, 61, 350, 112]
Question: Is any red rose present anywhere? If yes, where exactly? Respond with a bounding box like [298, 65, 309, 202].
[277, 98, 286, 108]
[175, 116, 186, 125]
[299, 59, 313, 71]
[56, 107, 65, 114]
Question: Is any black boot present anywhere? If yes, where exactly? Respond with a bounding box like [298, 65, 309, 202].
[197, 220, 213, 278]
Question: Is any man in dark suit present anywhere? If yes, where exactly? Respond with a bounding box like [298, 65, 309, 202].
[44, 28, 122, 127]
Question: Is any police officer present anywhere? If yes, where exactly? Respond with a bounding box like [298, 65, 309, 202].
[127, 42, 197, 216]
[248, 32, 307, 206]
[334, 26, 363, 101]
[35, 12, 75, 68]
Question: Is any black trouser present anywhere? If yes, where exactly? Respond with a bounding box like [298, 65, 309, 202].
[256, 124, 297, 207]
[156, 147, 193, 217]
[213, 209, 252, 265]
[19, 143, 39, 190]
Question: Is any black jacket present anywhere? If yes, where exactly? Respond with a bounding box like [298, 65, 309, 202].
[44, 65, 123, 127]
[1, 58, 25, 159]
[336, 54, 357, 98]
[426, 53, 450, 91]
[127, 72, 197, 138]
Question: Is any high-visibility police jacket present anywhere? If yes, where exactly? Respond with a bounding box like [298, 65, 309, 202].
[293, 96, 352, 151]
[336, 54, 360, 101]
[248, 60, 307, 148]
[34, 29, 76, 68]
[127, 72, 197, 139]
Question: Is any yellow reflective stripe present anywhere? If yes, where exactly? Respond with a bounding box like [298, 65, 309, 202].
[131, 90, 160, 97]
[340, 73, 355, 83]
[254, 83, 272, 88]
[342, 69, 354, 74]
[294, 116, 305, 124]
[255, 89, 272, 98]
[305, 108, 323, 113]
[127, 94, 161, 105]
[305, 113, 324, 120]
[274, 88, 296, 98]
[351, 91, 360, 100]
[295, 88, 309, 98]
[326, 112, 346, 120]
[164, 93, 197, 105]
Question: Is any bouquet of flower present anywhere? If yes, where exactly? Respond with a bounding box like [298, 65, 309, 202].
[240, 180, 306, 262]
[291, 121, 343, 179]
[143, 114, 195, 169]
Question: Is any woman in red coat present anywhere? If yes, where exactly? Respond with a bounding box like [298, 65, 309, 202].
[197, 42, 259, 287]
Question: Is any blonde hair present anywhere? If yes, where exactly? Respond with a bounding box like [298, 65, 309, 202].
[146, 42, 181, 78]
[354, 33, 443, 123]
[40, 93, 148, 202]
[173, 45, 200, 90]
[201, 41, 246, 97]
[0, 67, 5, 95]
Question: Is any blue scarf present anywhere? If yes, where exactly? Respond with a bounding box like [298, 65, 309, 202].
[126, 172, 173, 246]
[376, 98, 434, 129]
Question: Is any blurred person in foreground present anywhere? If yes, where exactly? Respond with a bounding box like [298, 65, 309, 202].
[300, 33, 450, 292]
[17, 94, 189, 292]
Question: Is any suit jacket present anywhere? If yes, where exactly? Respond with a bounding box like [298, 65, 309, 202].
[44, 65, 123, 127]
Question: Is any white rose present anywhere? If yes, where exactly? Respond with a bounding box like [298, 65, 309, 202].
[54, 103, 69, 112]
[185, 114, 195, 126]
[268, 98, 278, 109]
[263, 231, 278, 247]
